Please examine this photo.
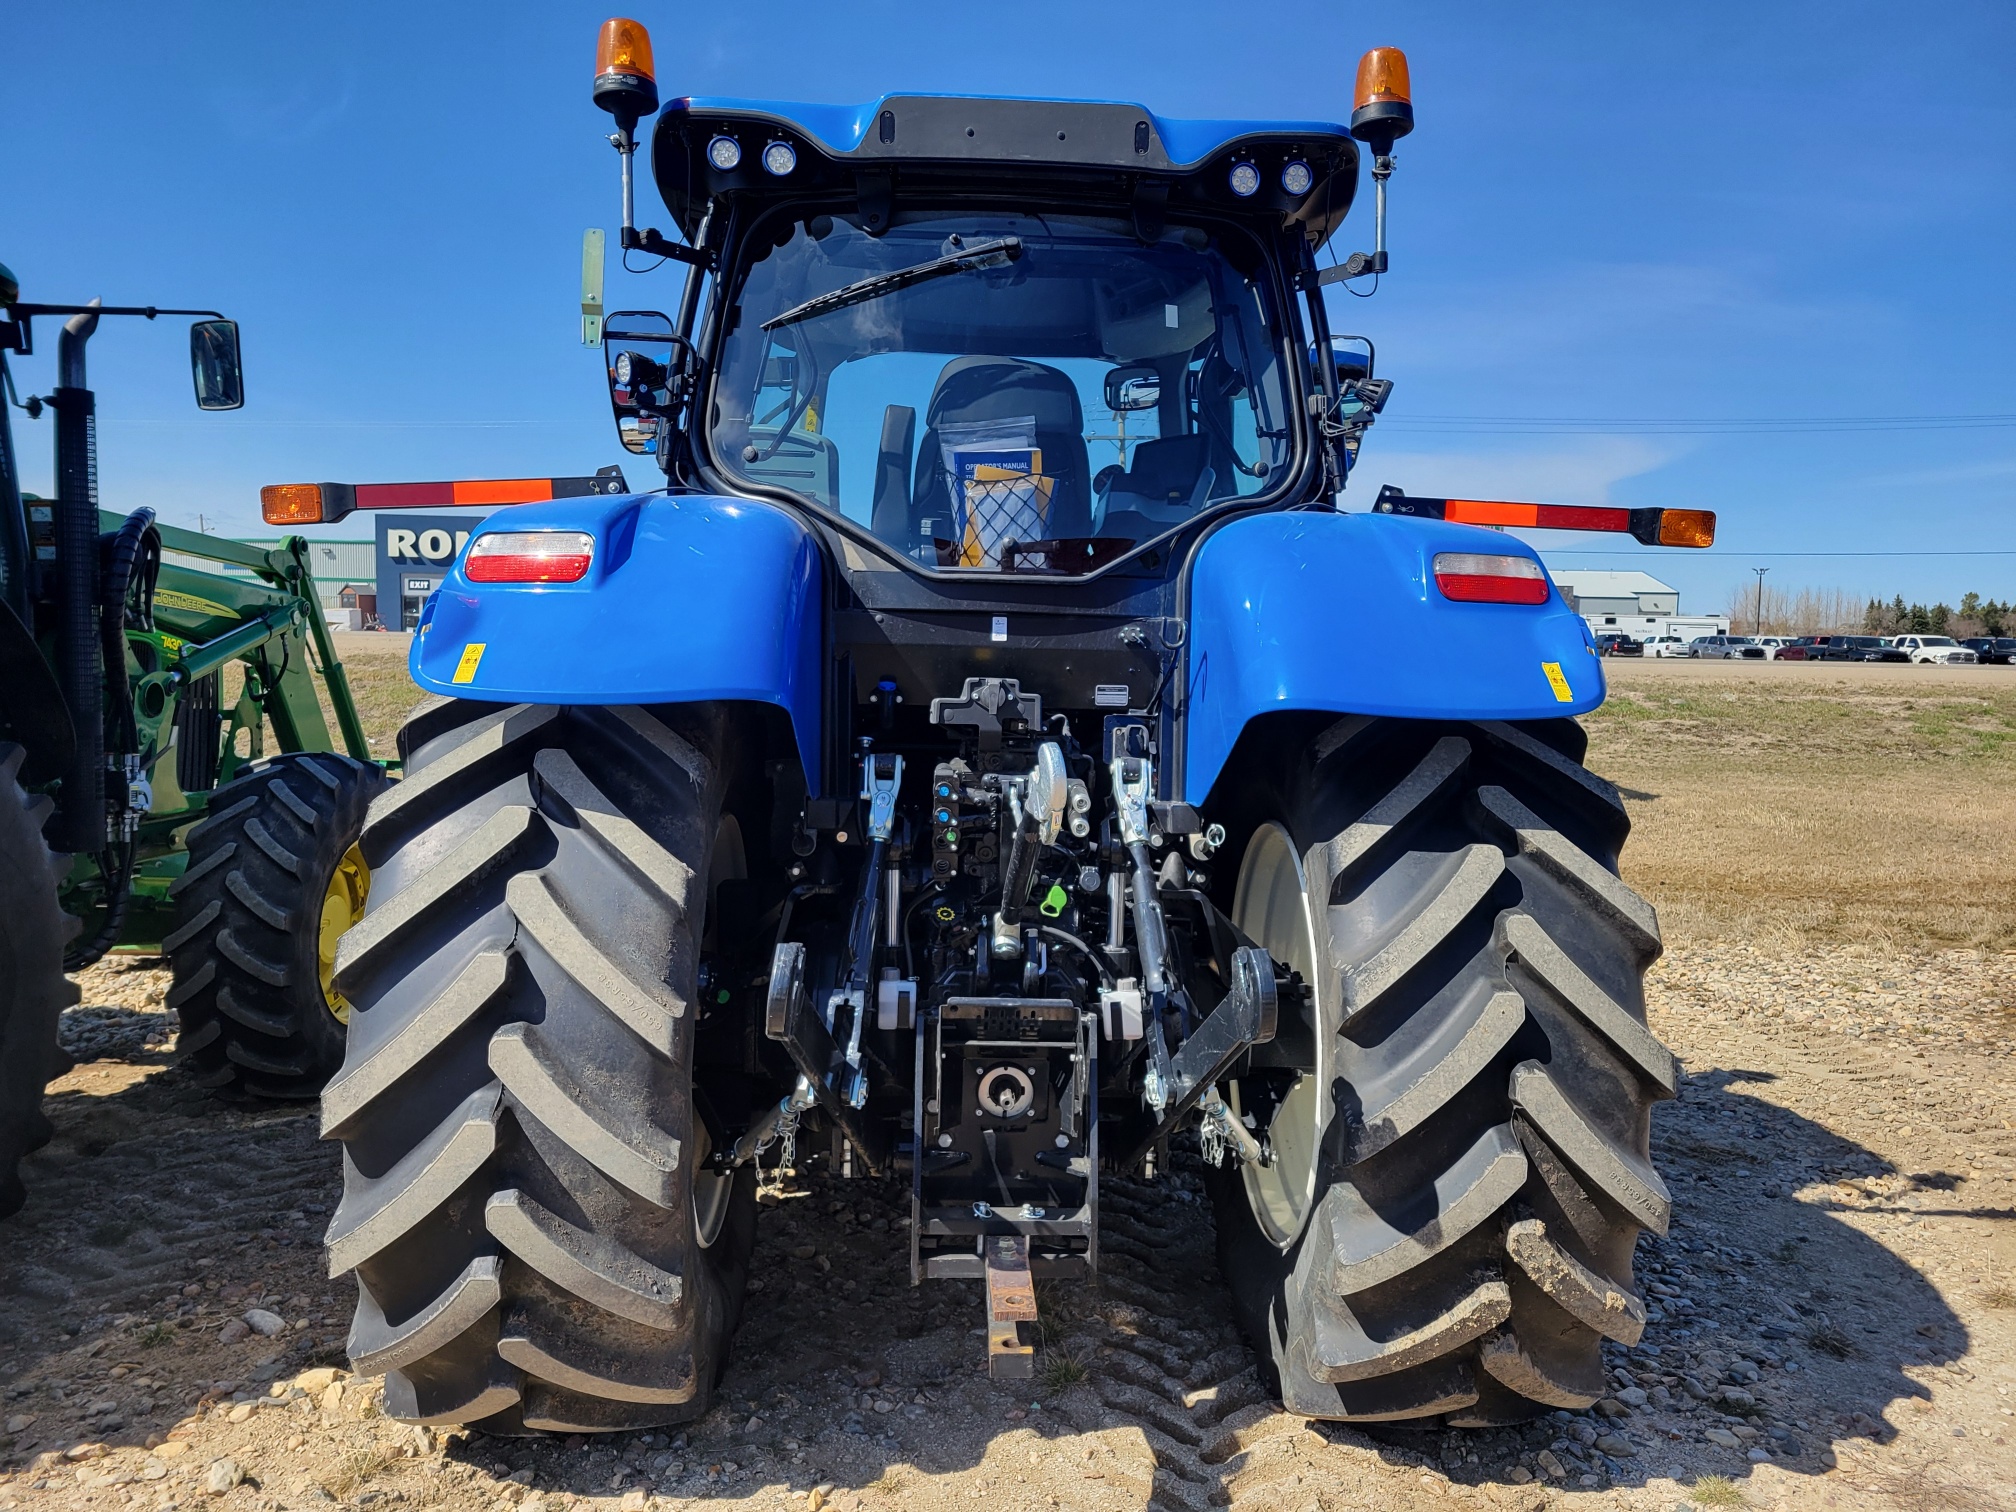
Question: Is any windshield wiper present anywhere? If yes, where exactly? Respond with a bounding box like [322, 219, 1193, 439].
[761, 236, 1023, 331]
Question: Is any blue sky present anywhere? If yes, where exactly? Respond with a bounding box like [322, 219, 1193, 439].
[4, 1, 2012, 613]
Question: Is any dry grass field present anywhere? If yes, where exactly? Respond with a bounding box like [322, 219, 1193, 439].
[1590, 660, 2016, 953]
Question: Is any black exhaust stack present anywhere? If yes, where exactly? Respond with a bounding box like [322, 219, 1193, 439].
[46, 304, 103, 856]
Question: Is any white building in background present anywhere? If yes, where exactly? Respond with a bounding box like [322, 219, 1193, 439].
[1550, 569, 1728, 641]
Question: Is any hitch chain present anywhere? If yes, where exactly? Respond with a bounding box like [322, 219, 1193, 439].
[755, 1077, 819, 1197]
[758, 1108, 800, 1198]
[1197, 1086, 1268, 1169]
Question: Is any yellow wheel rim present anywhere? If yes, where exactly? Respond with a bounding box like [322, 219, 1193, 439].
[319, 843, 371, 1026]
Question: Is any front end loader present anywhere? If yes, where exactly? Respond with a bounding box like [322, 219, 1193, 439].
[0, 269, 387, 1219]
[293, 26, 1713, 1432]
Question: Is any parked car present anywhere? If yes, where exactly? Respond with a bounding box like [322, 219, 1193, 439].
[1690, 635, 1768, 660]
[1644, 634, 1693, 658]
[1808, 634, 1910, 662]
[1752, 636, 1796, 660]
[1596, 632, 1644, 657]
[1959, 636, 2016, 665]
[1891, 634, 1979, 665]
[1772, 637, 1818, 661]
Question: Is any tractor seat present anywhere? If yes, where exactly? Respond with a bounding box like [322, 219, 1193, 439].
[908, 357, 1092, 545]
[1096, 433, 1216, 535]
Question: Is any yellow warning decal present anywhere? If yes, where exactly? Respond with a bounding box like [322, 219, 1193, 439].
[1542, 661, 1574, 703]
[452, 643, 487, 684]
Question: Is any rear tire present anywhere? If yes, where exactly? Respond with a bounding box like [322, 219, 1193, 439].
[322, 700, 756, 1432]
[166, 752, 388, 1099]
[1206, 717, 1673, 1423]
[0, 742, 80, 1219]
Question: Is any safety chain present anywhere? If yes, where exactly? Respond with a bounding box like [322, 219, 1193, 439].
[756, 1104, 801, 1199]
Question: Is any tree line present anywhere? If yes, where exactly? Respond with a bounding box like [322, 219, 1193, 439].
[1864, 592, 2009, 637]
[1720, 584, 2011, 637]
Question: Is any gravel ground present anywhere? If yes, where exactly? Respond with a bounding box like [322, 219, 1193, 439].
[3, 943, 2012, 1512]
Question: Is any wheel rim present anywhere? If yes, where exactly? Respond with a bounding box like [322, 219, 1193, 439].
[1229, 821, 1327, 1249]
[318, 843, 371, 1026]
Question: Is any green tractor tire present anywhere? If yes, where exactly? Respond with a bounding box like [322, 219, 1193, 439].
[0, 742, 80, 1219]
[166, 751, 387, 1100]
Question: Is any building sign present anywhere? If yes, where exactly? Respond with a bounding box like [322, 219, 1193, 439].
[375, 511, 492, 631]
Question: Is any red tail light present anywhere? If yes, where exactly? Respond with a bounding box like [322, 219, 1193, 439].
[465, 530, 596, 584]
[1433, 551, 1550, 604]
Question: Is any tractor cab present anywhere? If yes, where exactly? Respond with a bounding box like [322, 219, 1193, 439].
[604, 90, 1390, 580]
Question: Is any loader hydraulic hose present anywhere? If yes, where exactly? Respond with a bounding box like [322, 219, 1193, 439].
[47, 306, 104, 855]
[98, 508, 159, 759]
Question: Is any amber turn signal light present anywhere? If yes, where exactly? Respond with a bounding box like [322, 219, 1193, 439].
[261, 483, 325, 526]
[1352, 47, 1414, 150]
[594, 17, 659, 125]
[1653, 509, 1716, 549]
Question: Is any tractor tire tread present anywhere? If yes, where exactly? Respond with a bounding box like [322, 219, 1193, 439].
[1209, 716, 1669, 1425]
[327, 701, 753, 1433]
[0, 744, 80, 1219]
[167, 751, 386, 1100]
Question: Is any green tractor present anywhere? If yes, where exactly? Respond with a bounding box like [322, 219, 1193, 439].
[0, 264, 388, 1218]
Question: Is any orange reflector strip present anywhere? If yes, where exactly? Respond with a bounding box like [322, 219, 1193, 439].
[260, 483, 324, 525]
[451, 478, 558, 506]
[1444, 499, 1633, 533]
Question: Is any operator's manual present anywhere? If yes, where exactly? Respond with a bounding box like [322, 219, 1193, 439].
[938, 415, 1051, 568]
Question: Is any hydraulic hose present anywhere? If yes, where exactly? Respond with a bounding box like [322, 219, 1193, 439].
[64, 835, 137, 971]
[98, 508, 158, 760]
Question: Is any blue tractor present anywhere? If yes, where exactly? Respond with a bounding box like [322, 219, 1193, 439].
[285, 23, 1713, 1433]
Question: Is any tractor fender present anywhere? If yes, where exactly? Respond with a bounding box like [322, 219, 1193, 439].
[411, 492, 825, 789]
[1181, 509, 1603, 804]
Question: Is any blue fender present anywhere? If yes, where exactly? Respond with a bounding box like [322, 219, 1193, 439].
[411, 493, 826, 791]
[1182, 511, 1603, 804]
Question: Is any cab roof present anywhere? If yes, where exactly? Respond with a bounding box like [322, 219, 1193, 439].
[651, 93, 1360, 249]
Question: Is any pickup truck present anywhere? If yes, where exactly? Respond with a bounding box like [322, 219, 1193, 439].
[1890, 635, 1979, 665]
[1690, 635, 1768, 659]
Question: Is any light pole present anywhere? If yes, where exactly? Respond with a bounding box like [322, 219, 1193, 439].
[1752, 566, 1770, 636]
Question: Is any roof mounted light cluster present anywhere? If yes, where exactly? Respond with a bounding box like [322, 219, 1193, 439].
[704, 131, 797, 176]
[1226, 155, 1318, 200]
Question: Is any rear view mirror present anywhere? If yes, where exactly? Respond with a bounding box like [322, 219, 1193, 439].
[1103, 362, 1161, 413]
[190, 319, 244, 410]
[1313, 335, 1374, 386]
[602, 309, 690, 455]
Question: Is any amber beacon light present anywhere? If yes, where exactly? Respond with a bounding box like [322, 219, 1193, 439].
[594, 18, 659, 128]
[1351, 47, 1414, 153]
